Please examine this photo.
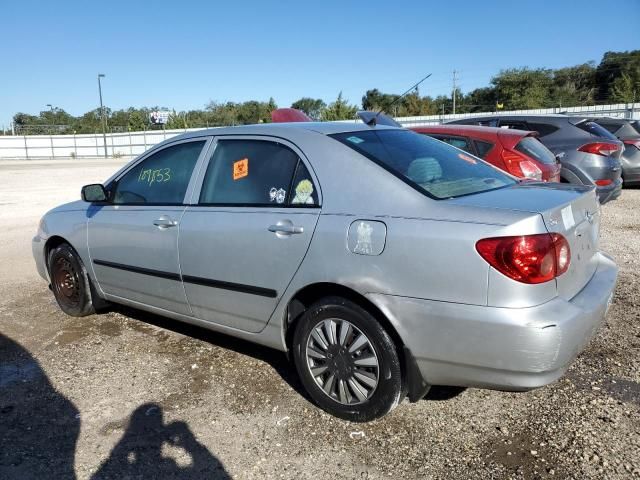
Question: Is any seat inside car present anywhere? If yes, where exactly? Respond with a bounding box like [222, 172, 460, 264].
[408, 157, 442, 185]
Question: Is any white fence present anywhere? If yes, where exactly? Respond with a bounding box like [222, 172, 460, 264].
[1, 103, 638, 159]
[0, 128, 207, 159]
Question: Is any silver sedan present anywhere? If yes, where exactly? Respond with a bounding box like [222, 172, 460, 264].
[33, 122, 618, 421]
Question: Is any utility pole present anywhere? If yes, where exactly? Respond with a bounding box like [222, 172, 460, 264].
[97, 73, 108, 158]
[452, 70, 458, 115]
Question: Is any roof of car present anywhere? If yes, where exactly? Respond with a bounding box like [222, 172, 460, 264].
[173, 121, 398, 141]
[410, 124, 532, 141]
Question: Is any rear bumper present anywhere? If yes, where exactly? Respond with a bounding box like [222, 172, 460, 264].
[622, 166, 640, 186]
[368, 252, 618, 393]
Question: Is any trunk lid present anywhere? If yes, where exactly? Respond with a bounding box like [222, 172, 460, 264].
[449, 183, 600, 299]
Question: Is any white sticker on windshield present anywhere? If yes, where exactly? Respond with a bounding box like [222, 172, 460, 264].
[561, 205, 575, 230]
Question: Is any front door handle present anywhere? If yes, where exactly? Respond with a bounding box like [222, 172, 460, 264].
[268, 221, 304, 236]
[153, 215, 178, 229]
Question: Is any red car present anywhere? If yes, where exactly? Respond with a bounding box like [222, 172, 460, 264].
[410, 125, 561, 182]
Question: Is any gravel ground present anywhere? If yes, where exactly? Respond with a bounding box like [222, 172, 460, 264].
[0, 160, 638, 479]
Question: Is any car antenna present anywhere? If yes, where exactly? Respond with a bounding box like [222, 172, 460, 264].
[365, 73, 432, 126]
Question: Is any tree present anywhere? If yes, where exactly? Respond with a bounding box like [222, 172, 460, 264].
[491, 68, 554, 109]
[128, 110, 147, 131]
[462, 87, 497, 113]
[611, 70, 640, 103]
[291, 98, 326, 120]
[551, 63, 596, 107]
[595, 50, 640, 101]
[322, 92, 357, 121]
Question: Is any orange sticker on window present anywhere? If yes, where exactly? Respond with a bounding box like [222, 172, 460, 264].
[458, 153, 477, 164]
[233, 158, 249, 180]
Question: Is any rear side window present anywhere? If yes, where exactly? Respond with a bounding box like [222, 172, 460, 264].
[331, 130, 515, 200]
[499, 121, 528, 130]
[515, 137, 557, 165]
[527, 122, 559, 137]
[434, 136, 474, 154]
[598, 121, 637, 138]
[112, 140, 205, 205]
[473, 140, 494, 159]
[598, 122, 621, 135]
[199, 139, 317, 206]
[575, 121, 618, 141]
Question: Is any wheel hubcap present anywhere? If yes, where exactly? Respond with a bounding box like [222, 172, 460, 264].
[305, 318, 379, 405]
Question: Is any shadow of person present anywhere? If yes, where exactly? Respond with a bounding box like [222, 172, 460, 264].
[92, 403, 230, 480]
[0, 333, 80, 479]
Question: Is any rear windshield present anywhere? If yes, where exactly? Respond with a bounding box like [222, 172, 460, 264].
[515, 136, 557, 165]
[575, 120, 618, 140]
[331, 129, 515, 199]
[599, 121, 639, 139]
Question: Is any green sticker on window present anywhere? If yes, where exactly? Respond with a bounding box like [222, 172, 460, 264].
[346, 136, 364, 144]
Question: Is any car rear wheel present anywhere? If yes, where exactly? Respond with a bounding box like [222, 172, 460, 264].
[48, 243, 97, 317]
[292, 296, 403, 422]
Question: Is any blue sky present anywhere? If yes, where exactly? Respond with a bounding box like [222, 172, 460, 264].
[1, 0, 639, 127]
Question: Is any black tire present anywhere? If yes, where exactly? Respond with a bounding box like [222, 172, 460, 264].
[292, 296, 404, 422]
[48, 244, 97, 317]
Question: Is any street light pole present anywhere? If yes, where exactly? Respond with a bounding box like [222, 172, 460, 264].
[97, 74, 107, 158]
[46, 104, 54, 113]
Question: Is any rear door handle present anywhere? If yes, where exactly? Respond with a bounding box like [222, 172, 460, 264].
[268, 221, 304, 235]
[153, 215, 178, 229]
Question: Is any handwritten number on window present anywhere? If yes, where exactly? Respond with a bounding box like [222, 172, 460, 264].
[138, 168, 171, 185]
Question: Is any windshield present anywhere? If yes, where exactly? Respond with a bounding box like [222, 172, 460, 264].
[515, 136, 557, 165]
[331, 129, 515, 199]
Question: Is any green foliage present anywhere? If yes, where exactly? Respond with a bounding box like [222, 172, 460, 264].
[596, 50, 640, 101]
[291, 98, 326, 120]
[491, 68, 554, 109]
[322, 92, 357, 121]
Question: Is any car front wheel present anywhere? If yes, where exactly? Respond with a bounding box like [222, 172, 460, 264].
[292, 296, 404, 422]
[48, 243, 97, 317]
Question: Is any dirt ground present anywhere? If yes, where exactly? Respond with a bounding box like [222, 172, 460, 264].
[0, 159, 638, 480]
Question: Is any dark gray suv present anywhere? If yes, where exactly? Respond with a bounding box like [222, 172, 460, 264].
[448, 115, 623, 203]
[591, 117, 640, 186]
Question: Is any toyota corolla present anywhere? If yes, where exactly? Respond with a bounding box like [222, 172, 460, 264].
[33, 122, 618, 421]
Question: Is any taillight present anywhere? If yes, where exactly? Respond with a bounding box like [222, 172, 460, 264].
[623, 139, 640, 150]
[476, 233, 571, 284]
[595, 179, 613, 187]
[501, 150, 543, 180]
[578, 142, 620, 157]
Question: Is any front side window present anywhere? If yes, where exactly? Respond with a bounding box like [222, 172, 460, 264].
[331, 129, 515, 199]
[112, 141, 205, 204]
[199, 139, 318, 206]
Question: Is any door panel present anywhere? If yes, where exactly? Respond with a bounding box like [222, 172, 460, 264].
[179, 136, 321, 332]
[88, 206, 189, 314]
[179, 208, 319, 332]
[87, 138, 208, 314]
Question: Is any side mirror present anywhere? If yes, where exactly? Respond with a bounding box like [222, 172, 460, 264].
[81, 184, 108, 203]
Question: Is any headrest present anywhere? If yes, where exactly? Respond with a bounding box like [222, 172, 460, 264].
[407, 157, 442, 184]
